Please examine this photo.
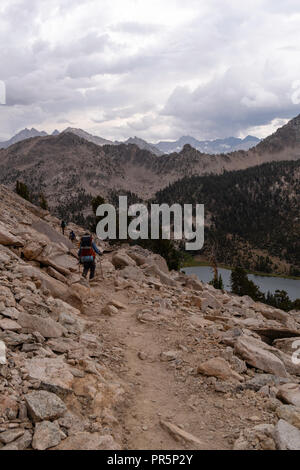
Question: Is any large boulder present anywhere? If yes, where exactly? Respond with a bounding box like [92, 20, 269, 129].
[22, 241, 44, 260]
[234, 424, 276, 450]
[274, 349, 300, 376]
[32, 421, 62, 450]
[0, 340, 6, 364]
[17, 264, 82, 310]
[143, 264, 177, 287]
[274, 419, 300, 450]
[253, 327, 300, 342]
[234, 335, 288, 377]
[197, 357, 244, 382]
[119, 266, 145, 282]
[149, 254, 169, 274]
[276, 405, 300, 429]
[255, 305, 290, 325]
[185, 277, 203, 291]
[0, 318, 21, 331]
[53, 432, 121, 450]
[18, 312, 66, 338]
[24, 358, 74, 395]
[25, 390, 67, 422]
[112, 252, 136, 269]
[277, 383, 300, 407]
[0, 222, 23, 246]
[127, 250, 148, 266]
[0, 429, 25, 444]
[0, 430, 32, 450]
[273, 337, 300, 355]
[200, 292, 223, 311]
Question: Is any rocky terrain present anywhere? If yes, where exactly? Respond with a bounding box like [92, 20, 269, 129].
[0, 184, 300, 450]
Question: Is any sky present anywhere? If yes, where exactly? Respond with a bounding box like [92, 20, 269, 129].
[1, 0, 300, 142]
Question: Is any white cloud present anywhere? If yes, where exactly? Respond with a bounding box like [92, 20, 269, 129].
[0, 0, 300, 141]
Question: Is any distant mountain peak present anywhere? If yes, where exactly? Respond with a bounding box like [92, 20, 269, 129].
[156, 135, 261, 154]
[0, 127, 48, 149]
[124, 136, 163, 156]
[62, 127, 114, 146]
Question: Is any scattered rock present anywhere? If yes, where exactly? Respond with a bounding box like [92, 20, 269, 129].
[32, 420, 62, 450]
[18, 312, 66, 338]
[25, 391, 67, 422]
[1, 430, 32, 450]
[112, 252, 136, 269]
[101, 304, 119, 316]
[0, 340, 6, 365]
[274, 419, 300, 450]
[0, 223, 23, 247]
[197, 357, 244, 382]
[234, 424, 276, 450]
[160, 420, 203, 447]
[160, 351, 180, 362]
[276, 405, 300, 429]
[0, 429, 25, 444]
[234, 335, 288, 377]
[24, 358, 74, 395]
[0, 318, 21, 331]
[53, 432, 121, 450]
[277, 383, 300, 407]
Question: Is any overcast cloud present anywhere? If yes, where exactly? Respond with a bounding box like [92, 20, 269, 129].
[1, 0, 300, 141]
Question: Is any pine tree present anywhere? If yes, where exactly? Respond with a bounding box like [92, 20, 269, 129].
[16, 181, 31, 202]
[39, 193, 48, 210]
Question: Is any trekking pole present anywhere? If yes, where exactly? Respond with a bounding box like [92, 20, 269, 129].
[99, 255, 104, 279]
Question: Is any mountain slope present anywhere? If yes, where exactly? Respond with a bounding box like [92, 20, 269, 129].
[0, 128, 48, 149]
[62, 127, 115, 146]
[124, 136, 163, 156]
[156, 135, 260, 154]
[154, 160, 300, 275]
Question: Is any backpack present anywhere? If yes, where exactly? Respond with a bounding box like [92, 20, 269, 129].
[79, 235, 95, 263]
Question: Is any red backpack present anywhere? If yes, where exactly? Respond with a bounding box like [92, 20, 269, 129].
[79, 235, 96, 260]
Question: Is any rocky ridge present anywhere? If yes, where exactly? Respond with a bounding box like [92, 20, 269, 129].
[0, 185, 300, 450]
[1, 114, 300, 207]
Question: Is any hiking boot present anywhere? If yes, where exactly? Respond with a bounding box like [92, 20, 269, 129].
[90, 276, 103, 283]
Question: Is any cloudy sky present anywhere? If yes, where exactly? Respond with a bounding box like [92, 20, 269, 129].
[1, 0, 300, 142]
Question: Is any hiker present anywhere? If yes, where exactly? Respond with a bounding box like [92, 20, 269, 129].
[61, 220, 66, 235]
[78, 233, 102, 280]
[69, 230, 76, 242]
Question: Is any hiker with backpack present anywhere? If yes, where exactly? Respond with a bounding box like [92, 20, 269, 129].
[78, 233, 102, 280]
[69, 230, 76, 243]
[61, 220, 66, 235]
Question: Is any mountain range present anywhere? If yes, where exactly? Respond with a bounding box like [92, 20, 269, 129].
[0, 127, 259, 155]
[156, 135, 260, 154]
[0, 113, 299, 202]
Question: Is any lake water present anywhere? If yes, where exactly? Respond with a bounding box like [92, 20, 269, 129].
[182, 266, 300, 301]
